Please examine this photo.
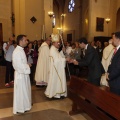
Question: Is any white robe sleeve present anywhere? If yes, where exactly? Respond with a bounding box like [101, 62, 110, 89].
[52, 48, 66, 68]
[60, 50, 65, 58]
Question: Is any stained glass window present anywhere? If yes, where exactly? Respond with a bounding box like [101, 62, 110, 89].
[68, 0, 75, 13]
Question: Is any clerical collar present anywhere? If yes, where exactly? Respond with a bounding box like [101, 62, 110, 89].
[18, 45, 24, 49]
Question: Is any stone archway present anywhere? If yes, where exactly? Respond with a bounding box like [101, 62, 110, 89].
[116, 8, 120, 31]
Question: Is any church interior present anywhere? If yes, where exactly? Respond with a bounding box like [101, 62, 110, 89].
[0, 0, 120, 120]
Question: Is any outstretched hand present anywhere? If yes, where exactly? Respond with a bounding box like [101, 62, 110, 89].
[28, 63, 32, 67]
[66, 57, 71, 62]
[106, 73, 109, 81]
[66, 58, 79, 65]
[72, 59, 79, 65]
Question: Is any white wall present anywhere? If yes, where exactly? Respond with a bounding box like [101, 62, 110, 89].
[63, 0, 81, 42]
[25, 0, 44, 40]
[62, 0, 120, 42]
[1, 0, 120, 42]
[88, 0, 117, 41]
[13, 0, 53, 41]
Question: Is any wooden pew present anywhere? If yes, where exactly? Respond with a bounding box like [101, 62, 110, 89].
[68, 76, 120, 120]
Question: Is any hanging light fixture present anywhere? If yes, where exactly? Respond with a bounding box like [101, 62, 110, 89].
[48, 0, 54, 18]
[105, 0, 111, 24]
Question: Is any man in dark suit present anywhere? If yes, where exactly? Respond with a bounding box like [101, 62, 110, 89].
[72, 37, 105, 86]
[107, 32, 120, 95]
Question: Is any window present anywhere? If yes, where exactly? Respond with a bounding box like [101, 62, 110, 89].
[68, 0, 75, 13]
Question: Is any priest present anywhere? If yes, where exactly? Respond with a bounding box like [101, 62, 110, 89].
[35, 37, 51, 86]
[101, 39, 114, 86]
[45, 34, 68, 98]
[12, 35, 32, 114]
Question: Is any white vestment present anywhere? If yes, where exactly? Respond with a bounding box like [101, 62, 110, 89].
[100, 44, 114, 86]
[35, 42, 50, 85]
[45, 45, 67, 98]
[12, 46, 31, 114]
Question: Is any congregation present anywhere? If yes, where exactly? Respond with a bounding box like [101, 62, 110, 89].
[1, 31, 120, 115]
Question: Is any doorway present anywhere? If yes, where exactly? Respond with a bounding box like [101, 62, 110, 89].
[0, 23, 3, 44]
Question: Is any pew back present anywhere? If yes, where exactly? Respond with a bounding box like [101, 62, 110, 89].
[69, 76, 120, 120]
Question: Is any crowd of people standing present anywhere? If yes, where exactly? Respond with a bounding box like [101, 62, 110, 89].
[1, 31, 120, 114]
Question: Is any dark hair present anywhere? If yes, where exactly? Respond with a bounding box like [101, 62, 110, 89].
[79, 37, 88, 44]
[13, 34, 15, 37]
[67, 41, 72, 46]
[33, 40, 38, 43]
[17, 34, 26, 45]
[28, 42, 32, 46]
[71, 43, 76, 46]
[111, 32, 114, 36]
[13, 40, 16, 44]
[114, 32, 120, 39]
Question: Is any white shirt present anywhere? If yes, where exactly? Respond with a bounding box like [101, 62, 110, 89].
[6, 45, 14, 62]
[83, 44, 88, 56]
[85, 44, 88, 50]
[116, 45, 120, 51]
[3, 42, 8, 54]
[27, 49, 33, 64]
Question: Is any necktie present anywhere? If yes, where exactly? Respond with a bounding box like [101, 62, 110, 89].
[110, 48, 117, 63]
[113, 48, 117, 55]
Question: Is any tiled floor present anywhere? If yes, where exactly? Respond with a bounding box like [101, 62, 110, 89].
[0, 66, 92, 120]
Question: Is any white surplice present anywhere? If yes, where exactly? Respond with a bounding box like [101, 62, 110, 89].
[45, 45, 67, 98]
[100, 44, 114, 86]
[12, 46, 31, 114]
[35, 42, 50, 85]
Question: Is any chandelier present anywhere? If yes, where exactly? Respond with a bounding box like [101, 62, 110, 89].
[48, 0, 54, 18]
[48, 11, 54, 18]
[105, 0, 111, 24]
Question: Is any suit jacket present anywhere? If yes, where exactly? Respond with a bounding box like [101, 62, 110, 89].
[96, 46, 103, 61]
[108, 48, 120, 89]
[78, 44, 105, 82]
